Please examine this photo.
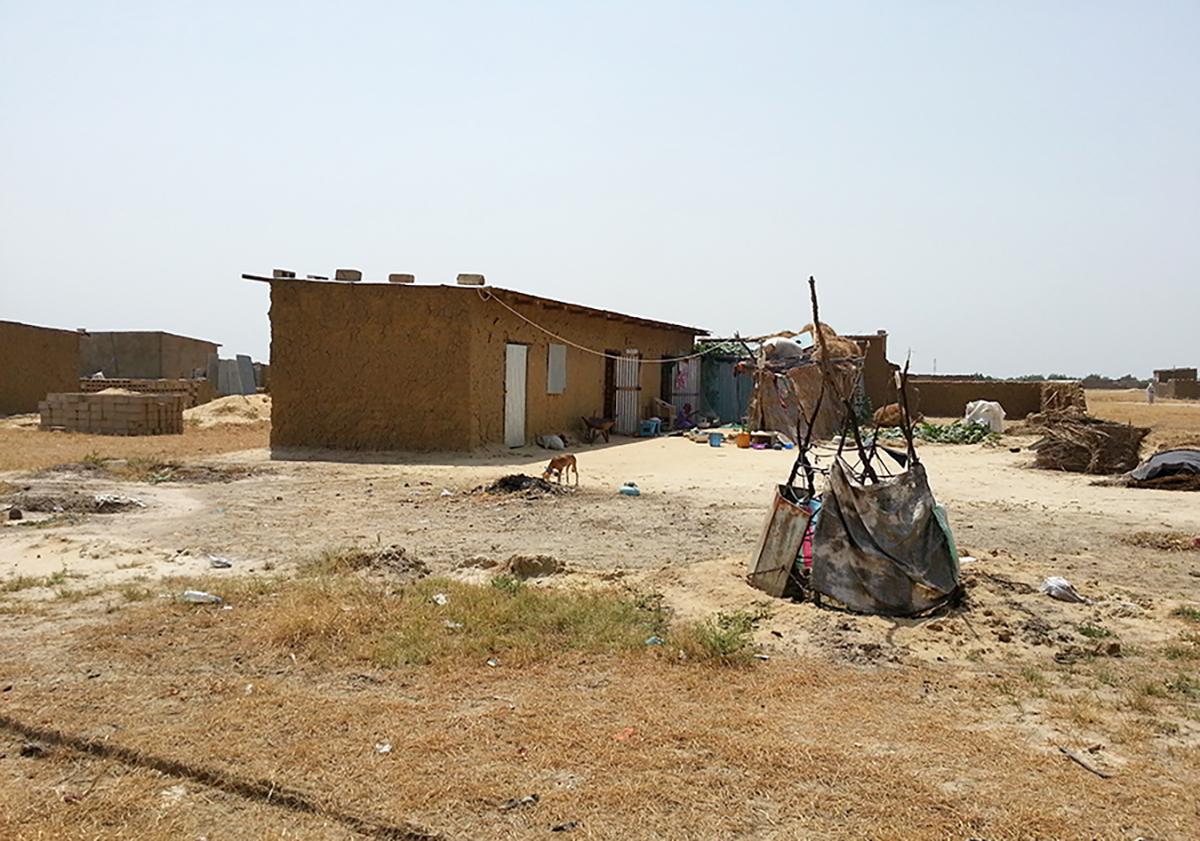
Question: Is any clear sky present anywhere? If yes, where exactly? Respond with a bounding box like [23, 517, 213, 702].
[2, 2, 1196, 377]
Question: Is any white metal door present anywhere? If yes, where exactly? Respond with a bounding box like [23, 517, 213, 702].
[672, 357, 701, 413]
[614, 349, 641, 435]
[504, 344, 527, 447]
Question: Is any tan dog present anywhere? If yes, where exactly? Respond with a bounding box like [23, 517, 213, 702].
[543, 454, 578, 486]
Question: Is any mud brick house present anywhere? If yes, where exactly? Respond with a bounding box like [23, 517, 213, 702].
[1153, 368, 1199, 400]
[247, 274, 706, 451]
[0, 320, 81, 415]
[79, 331, 219, 379]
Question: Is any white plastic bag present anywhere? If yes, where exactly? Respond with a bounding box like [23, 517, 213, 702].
[964, 400, 1005, 433]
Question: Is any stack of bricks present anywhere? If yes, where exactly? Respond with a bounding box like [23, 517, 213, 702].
[39, 393, 185, 436]
[77, 378, 215, 408]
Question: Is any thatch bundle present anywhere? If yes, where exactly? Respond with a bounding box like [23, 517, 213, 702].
[1039, 381, 1088, 414]
[1029, 413, 1149, 474]
[798, 322, 862, 360]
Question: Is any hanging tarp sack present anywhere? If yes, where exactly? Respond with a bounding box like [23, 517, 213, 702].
[810, 460, 960, 615]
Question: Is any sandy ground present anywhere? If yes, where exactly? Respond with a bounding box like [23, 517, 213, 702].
[1, 390, 1198, 837]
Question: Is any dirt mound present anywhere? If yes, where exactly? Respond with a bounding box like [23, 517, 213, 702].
[1119, 531, 1200, 552]
[363, 545, 428, 579]
[320, 545, 430, 580]
[185, 395, 271, 428]
[4, 490, 145, 514]
[504, 555, 566, 579]
[482, 474, 564, 495]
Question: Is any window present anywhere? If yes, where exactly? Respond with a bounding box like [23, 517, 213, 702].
[547, 344, 567, 394]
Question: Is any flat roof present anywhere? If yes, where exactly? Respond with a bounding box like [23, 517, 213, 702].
[82, 329, 220, 346]
[242, 275, 708, 335]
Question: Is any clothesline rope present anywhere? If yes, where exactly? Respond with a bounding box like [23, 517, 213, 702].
[477, 288, 728, 364]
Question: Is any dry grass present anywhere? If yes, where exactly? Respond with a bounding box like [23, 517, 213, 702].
[0, 422, 268, 472]
[0, 602, 1196, 839]
[1086, 389, 1200, 452]
[131, 571, 754, 670]
[0, 571, 1197, 840]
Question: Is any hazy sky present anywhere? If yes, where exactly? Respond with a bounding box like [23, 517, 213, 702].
[2, 2, 1196, 377]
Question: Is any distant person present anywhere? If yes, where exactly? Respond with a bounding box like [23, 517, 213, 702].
[1146, 381, 1156, 404]
[675, 402, 698, 430]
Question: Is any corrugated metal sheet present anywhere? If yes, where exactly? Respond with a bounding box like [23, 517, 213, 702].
[748, 485, 812, 598]
[615, 350, 640, 435]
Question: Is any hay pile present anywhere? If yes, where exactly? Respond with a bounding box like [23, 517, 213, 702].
[1029, 412, 1149, 474]
[184, 394, 271, 428]
[1040, 381, 1088, 414]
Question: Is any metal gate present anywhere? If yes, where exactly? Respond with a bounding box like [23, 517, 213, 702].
[614, 349, 641, 435]
[671, 357, 700, 414]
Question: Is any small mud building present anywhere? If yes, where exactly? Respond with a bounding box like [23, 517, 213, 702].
[79, 331, 219, 379]
[251, 275, 705, 451]
[0, 320, 82, 415]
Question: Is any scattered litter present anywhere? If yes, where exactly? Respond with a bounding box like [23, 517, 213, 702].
[7, 507, 22, 521]
[440, 489, 454, 497]
[486, 658, 500, 667]
[18, 743, 46, 758]
[181, 590, 223, 605]
[1040, 577, 1091, 604]
[960, 555, 978, 564]
[207, 555, 233, 569]
[431, 593, 449, 606]
[244, 683, 254, 695]
[444, 620, 464, 629]
[551, 821, 579, 832]
[618, 482, 641, 497]
[93, 494, 146, 512]
[644, 635, 665, 646]
[484, 474, 563, 495]
[498, 793, 539, 812]
[374, 741, 392, 755]
[754, 653, 771, 661]
[159, 784, 188, 806]
[612, 727, 636, 742]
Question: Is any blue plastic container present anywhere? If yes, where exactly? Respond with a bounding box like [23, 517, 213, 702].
[708, 432, 723, 447]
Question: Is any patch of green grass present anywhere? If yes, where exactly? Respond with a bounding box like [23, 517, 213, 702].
[1171, 606, 1200, 624]
[118, 583, 154, 602]
[1020, 666, 1048, 687]
[80, 451, 108, 467]
[1, 567, 82, 592]
[670, 609, 764, 666]
[1, 575, 43, 593]
[1077, 623, 1113, 639]
[1140, 682, 1169, 699]
[1166, 673, 1200, 699]
[55, 586, 106, 603]
[490, 574, 523, 595]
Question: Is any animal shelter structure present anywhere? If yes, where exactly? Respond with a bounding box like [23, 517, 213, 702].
[249, 274, 705, 451]
[0, 320, 81, 415]
[747, 278, 961, 616]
